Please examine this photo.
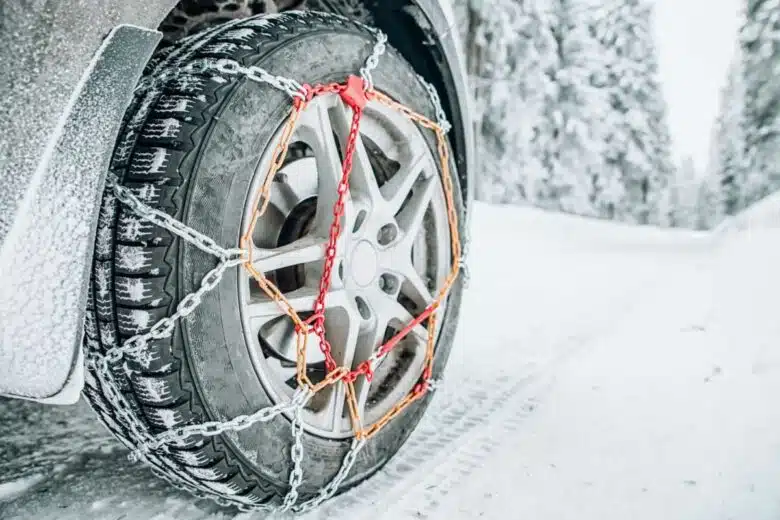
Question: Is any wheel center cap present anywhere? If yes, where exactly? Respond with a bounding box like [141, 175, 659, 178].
[350, 240, 379, 287]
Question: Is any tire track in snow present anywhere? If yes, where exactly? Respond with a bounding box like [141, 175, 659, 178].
[299, 372, 549, 520]
[302, 273, 664, 520]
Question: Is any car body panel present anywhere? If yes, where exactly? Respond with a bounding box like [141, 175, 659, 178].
[0, 23, 162, 402]
[0, 1, 473, 402]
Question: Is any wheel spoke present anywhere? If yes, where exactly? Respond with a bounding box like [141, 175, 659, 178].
[353, 290, 428, 416]
[265, 157, 318, 216]
[245, 286, 317, 324]
[367, 286, 429, 344]
[308, 382, 347, 431]
[245, 286, 349, 322]
[381, 148, 428, 217]
[296, 99, 353, 236]
[308, 299, 361, 431]
[397, 263, 434, 309]
[396, 175, 436, 247]
[353, 310, 391, 415]
[251, 235, 326, 274]
[329, 101, 384, 211]
[297, 100, 344, 186]
[268, 357, 298, 383]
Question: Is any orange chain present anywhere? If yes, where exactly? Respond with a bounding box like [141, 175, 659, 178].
[239, 76, 461, 440]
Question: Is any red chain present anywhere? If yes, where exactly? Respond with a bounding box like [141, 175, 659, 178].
[306, 76, 439, 390]
[309, 77, 366, 372]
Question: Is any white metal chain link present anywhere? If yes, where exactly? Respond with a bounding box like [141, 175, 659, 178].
[360, 29, 388, 91]
[416, 74, 469, 287]
[108, 176, 246, 264]
[292, 437, 368, 514]
[95, 179, 362, 513]
[418, 74, 452, 135]
[205, 58, 307, 100]
[91, 24, 458, 514]
[280, 390, 309, 512]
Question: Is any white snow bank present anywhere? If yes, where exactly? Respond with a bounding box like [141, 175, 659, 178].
[714, 189, 780, 235]
[430, 205, 780, 520]
[453, 202, 711, 379]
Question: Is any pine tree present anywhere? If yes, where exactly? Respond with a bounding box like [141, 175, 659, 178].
[740, 0, 780, 208]
[671, 156, 700, 228]
[712, 54, 746, 216]
[531, 0, 610, 216]
[592, 0, 676, 225]
[694, 174, 723, 230]
[463, 0, 557, 204]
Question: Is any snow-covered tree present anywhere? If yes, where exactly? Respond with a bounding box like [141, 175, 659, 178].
[659, 155, 700, 228]
[592, 0, 676, 225]
[740, 0, 780, 207]
[711, 54, 746, 216]
[465, 0, 557, 204]
[458, 0, 677, 224]
[694, 174, 723, 230]
[530, 0, 611, 216]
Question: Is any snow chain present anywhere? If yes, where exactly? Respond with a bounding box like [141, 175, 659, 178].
[88, 26, 466, 514]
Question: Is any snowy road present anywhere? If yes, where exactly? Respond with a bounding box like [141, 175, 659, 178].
[2, 203, 779, 520]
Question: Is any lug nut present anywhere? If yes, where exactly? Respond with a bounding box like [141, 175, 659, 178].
[377, 223, 398, 246]
[379, 273, 398, 294]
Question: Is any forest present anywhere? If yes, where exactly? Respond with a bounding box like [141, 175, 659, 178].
[452, 0, 780, 229]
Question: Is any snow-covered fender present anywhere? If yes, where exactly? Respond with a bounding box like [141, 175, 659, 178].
[0, 24, 162, 404]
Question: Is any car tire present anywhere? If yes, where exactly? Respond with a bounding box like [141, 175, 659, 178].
[83, 10, 465, 508]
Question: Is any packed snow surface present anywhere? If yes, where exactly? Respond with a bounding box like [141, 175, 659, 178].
[1, 201, 778, 519]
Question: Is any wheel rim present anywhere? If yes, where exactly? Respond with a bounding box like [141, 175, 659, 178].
[238, 93, 451, 439]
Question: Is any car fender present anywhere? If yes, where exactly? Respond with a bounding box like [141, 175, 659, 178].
[0, 24, 162, 403]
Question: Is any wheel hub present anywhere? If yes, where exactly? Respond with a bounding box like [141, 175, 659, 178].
[239, 93, 451, 439]
[349, 240, 379, 287]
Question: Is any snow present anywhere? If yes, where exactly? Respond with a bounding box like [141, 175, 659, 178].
[0, 474, 45, 502]
[222, 28, 258, 43]
[117, 245, 153, 272]
[118, 278, 151, 303]
[135, 376, 171, 402]
[1, 201, 779, 519]
[118, 214, 149, 242]
[134, 148, 171, 175]
[144, 119, 182, 139]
